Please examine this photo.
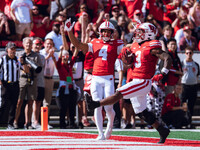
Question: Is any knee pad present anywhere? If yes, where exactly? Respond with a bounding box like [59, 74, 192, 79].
[137, 109, 157, 125]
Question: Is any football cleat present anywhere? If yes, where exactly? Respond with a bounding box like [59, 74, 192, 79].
[157, 125, 170, 144]
[85, 93, 100, 112]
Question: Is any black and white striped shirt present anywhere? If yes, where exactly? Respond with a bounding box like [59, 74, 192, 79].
[0, 55, 21, 83]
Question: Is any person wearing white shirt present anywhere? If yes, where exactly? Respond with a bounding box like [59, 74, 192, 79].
[10, 0, 33, 41]
[40, 38, 58, 128]
[45, 22, 63, 51]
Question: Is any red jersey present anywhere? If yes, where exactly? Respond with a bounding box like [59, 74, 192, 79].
[56, 56, 76, 81]
[88, 39, 124, 76]
[130, 40, 161, 79]
[84, 52, 94, 70]
[161, 93, 181, 115]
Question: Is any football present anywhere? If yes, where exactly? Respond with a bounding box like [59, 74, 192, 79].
[121, 47, 134, 65]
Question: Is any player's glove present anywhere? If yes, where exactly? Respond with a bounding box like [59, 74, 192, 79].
[85, 93, 100, 112]
[151, 74, 164, 83]
[64, 18, 75, 32]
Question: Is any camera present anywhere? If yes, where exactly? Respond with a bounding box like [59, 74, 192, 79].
[20, 54, 42, 73]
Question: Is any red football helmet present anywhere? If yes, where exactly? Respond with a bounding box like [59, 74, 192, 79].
[134, 23, 158, 43]
[99, 21, 115, 41]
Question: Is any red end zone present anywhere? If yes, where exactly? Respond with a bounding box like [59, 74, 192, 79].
[0, 131, 200, 150]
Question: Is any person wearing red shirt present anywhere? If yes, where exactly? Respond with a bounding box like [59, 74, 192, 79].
[161, 84, 189, 129]
[29, 5, 50, 39]
[120, 0, 143, 19]
[55, 24, 79, 129]
[66, 19, 124, 140]
[163, 0, 182, 25]
[162, 38, 183, 95]
[86, 22, 173, 144]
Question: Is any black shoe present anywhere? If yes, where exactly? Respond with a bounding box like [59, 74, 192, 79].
[85, 93, 100, 111]
[125, 124, 132, 129]
[157, 125, 170, 144]
[78, 122, 84, 129]
[24, 123, 35, 130]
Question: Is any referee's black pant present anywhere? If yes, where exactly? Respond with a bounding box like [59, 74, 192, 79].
[0, 82, 19, 126]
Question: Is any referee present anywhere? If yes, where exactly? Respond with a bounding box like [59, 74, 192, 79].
[0, 42, 21, 129]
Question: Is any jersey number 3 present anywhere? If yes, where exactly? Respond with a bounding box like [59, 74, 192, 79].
[99, 45, 108, 60]
[135, 51, 141, 68]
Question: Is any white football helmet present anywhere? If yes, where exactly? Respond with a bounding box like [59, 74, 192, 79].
[99, 21, 115, 41]
[134, 22, 158, 43]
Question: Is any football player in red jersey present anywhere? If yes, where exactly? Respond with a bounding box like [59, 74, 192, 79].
[86, 22, 173, 144]
[65, 19, 124, 140]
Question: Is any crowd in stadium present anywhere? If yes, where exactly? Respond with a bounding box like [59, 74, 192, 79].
[0, 0, 200, 134]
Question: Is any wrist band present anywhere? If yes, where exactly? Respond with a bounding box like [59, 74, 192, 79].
[161, 68, 169, 75]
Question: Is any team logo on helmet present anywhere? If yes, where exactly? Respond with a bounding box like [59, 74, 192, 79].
[134, 23, 158, 43]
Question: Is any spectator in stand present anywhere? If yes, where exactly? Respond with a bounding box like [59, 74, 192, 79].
[33, 0, 51, 17]
[172, 6, 189, 36]
[74, 11, 89, 42]
[119, 0, 143, 19]
[146, 0, 169, 28]
[55, 10, 67, 24]
[4, 0, 13, 20]
[161, 84, 189, 129]
[3, 0, 17, 41]
[55, 24, 78, 129]
[0, 42, 24, 129]
[79, 1, 98, 23]
[124, 22, 136, 45]
[32, 38, 45, 129]
[179, 25, 198, 51]
[163, 0, 182, 26]
[45, 22, 63, 51]
[159, 24, 173, 52]
[181, 47, 200, 129]
[161, 38, 183, 95]
[175, 20, 189, 51]
[50, 0, 77, 22]
[70, 44, 85, 129]
[14, 37, 42, 129]
[132, 9, 144, 24]
[40, 38, 58, 129]
[10, 0, 33, 41]
[0, 11, 10, 41]
[189, 1, 200, 42]
[109, 5, 120, 28]
[29, 5, 50, 40]
[116, 15, 128, 42]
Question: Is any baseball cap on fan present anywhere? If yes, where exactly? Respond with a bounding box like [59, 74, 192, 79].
[33, 39, 42, 45]
[112, 6, 119, 12]
[183, 25, 191, 31]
